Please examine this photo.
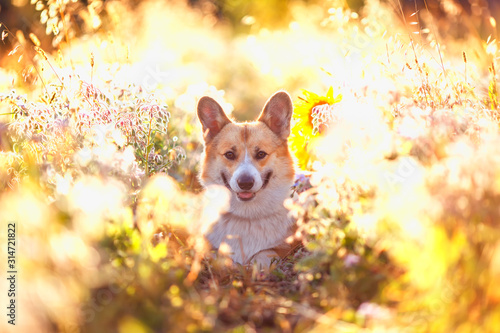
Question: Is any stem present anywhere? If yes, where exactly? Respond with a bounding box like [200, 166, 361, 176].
[41, 52, 65, 88]
[145, 116, 153, 177]
[463, 52, 467, 84]
[420, 0, 447, 81]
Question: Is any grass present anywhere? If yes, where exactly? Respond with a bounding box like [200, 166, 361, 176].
[1, 0, 500, 332]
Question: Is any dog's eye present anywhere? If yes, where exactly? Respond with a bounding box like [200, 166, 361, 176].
[256, 151, 268, 160]
[224, 151, 236, 160]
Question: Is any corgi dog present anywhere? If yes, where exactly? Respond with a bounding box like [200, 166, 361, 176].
[197, 91, 296, 268]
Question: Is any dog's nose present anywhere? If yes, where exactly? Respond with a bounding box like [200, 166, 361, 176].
[237, 174, 254, 191]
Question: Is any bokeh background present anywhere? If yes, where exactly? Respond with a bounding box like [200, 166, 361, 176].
[1, 0, 500, 332]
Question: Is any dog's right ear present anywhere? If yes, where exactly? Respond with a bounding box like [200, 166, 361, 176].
[197, 96, 232, 142]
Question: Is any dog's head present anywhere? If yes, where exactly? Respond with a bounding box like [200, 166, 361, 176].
[197, 91, 295, 211]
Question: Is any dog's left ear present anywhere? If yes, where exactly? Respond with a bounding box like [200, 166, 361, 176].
[258, 91, 293, 140]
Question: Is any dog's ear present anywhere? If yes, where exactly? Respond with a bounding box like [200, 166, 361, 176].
[258, 91, 293, 140]
[197, 96, 232, 142]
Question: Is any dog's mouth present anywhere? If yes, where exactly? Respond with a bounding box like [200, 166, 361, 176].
[221, 171, 273, 202]
[236, 192, 256, 201]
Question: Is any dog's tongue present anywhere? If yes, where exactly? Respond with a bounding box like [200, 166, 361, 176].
[238, 192, 254, 199]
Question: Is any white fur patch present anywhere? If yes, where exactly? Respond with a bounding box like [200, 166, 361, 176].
[206, 204, 294, 265]
[205, 172, 294, 266]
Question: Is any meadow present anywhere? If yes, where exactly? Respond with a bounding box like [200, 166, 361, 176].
[1, 0, 500, 332]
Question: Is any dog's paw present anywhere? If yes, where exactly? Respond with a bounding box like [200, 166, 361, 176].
[249, 249, 279, 271]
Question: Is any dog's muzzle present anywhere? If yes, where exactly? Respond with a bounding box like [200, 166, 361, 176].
[220, 171, 273, 201]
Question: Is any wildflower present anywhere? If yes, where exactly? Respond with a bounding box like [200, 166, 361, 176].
[294, 173, 307, 187]
[343, 253, 361, 268]
[356, 302, 392, 322]
[292, 172, 312, 194]
[290, 87, 342, 169]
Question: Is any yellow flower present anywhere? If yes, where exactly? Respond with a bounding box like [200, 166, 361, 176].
[289, 87, 342, 170]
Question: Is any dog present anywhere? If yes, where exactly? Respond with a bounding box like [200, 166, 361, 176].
[197, 91, 297, 269]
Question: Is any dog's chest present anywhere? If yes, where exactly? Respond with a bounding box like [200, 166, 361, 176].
[206, 211, 293, 264]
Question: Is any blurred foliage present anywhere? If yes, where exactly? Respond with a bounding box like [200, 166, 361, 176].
[1, 0, 500, 332]
[215, 0, 294, 32]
